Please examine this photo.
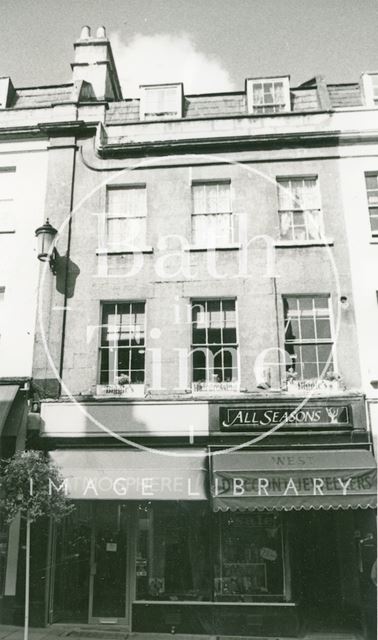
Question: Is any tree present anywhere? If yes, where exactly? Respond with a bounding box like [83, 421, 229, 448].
[0, 450, 74, 640]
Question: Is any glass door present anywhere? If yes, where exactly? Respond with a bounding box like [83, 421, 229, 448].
[89, 503, 131, 624]
[52, 503, 92, 622]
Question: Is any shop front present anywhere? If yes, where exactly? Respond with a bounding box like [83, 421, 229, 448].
[44, 443, 376, 637]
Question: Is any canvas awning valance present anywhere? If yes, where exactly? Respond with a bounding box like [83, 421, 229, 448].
[49, 448, 207, 500]
[210, 448, 377, 511]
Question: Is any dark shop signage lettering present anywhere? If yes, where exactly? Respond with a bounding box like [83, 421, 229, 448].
[220, 406, 350, 430]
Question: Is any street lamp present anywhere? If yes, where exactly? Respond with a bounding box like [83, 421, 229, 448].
[35, 218, 58, 273]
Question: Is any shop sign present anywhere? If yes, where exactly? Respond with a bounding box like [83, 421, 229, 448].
[220, 405, 351, 430]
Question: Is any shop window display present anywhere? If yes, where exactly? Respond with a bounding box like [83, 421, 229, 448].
[136, 502, 212, 601]
[215, 513, 285, 601]
[136, 505, 286, 603]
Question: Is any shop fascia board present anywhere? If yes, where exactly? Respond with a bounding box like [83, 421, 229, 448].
[39, 399, 210, 438]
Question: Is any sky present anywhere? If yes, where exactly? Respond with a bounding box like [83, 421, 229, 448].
[1, 0, 378, 97]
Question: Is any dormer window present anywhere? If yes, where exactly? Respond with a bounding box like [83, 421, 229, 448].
[246, 76, 290, 114]
[361, 72, 378, 107]
[140, 83, 183, 120]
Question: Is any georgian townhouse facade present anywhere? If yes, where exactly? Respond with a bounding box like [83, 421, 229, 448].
[0, 26, 377, 640]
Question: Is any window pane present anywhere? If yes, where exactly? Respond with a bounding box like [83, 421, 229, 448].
[370, 212, 378, 232]
[208, 328, 222, 344]
[283, 296, 333, 381]
[298, 297, 313, 311]
[192, 183, 231, 215]
[223, 328, 237, 344]
[301, 344, 317, 363]
[193, 328, 206, 344]
[107, 188, 147, 248]
[136, 504, 211, 601]
[193, 349, 206, 369]
[191, 299, 238, 387]
[300, 317, 315, 339]
[215, 513, 284, 600]
[367, 190, 378, 206]
[100, 303, 145, 384]
[365, 175, 378, 190]
[316, 318, 332, 339]
[303, 362, 318, 379]
[223, 299, 236, 323]
[317, 343, 333, 361]
[285, 317, 299, 341]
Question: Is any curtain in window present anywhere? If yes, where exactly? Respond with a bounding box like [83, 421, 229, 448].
[301, 178, 318, 209]
[193, 183, 231, 214]
[274, 82, 284, 104]
[252, 83, 264, 106]
[280, 211, 292, 238]
[305, 210, 322, 239]
[107, 188, 147, 248]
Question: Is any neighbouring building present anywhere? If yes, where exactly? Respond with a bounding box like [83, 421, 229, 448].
[0, 26, 377, 639]
[0, 76, 51, 615]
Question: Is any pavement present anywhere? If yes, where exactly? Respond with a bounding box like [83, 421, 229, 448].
[0, 626, 365, 640]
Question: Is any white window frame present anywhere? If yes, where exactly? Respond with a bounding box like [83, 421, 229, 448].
[97, 301, 146, 397]
[365, 172, 378, 236]
[246, 76, 291, 114]
[0, 167, 16, 233]
[104, 185, 147, 251]
[191, 298, 240, 393]
[191, 181, 236, 247]
[283, 295, 336, 381]
[276, 176, 324, 242]
[140, 83, 183, 120]
[361, 72, 378, 107]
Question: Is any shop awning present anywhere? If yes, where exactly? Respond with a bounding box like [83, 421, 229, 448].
[210, 448, 377, 511]
[0, 385, 19, 437]
[49, 448, 208, 500]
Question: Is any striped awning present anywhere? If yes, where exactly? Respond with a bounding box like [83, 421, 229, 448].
[210, 448, 377, 511]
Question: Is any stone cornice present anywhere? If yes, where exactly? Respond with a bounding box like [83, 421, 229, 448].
[95, 127, 378, 159]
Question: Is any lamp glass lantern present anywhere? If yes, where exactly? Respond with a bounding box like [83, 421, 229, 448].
[35, 218, 58, 270]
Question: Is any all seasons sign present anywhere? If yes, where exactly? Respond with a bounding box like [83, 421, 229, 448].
[220, 405, 351, 431]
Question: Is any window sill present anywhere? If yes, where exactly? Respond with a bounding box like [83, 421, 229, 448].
[192, 383, 241, 394]
[95, 383, 145, 398]
[186, 243, 241, 252]
[0, 229, 15, 234]
[96, 246, 154, 255]
[370, 236, 378, 244]
[275, 238, 334, 248]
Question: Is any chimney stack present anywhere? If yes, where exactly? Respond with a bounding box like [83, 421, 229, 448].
[71, 26, 122, 101]
[0, 77, 15, 108]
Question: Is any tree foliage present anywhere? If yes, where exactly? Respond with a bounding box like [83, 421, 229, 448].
[0, 450, 74, 523]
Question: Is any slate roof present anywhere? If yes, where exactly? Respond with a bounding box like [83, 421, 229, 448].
[1, 80, 365, 120]
[9, 84, 73, 109]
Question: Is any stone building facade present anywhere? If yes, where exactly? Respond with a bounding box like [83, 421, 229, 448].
[0, 26, 377, 639]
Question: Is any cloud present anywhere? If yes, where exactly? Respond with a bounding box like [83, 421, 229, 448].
[110, 32, 235, 97]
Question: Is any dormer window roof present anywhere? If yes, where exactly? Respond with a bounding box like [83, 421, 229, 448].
[246, 76, 291, 114]
[139, 83, 183, 120]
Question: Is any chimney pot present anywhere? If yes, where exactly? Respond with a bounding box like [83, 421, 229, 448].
[96, 26, 106, 38]
[80, 25, 91, 40]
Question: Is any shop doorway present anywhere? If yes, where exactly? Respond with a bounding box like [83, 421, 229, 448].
[50, 502, 136, 627]
[291, 510, 357, 634]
